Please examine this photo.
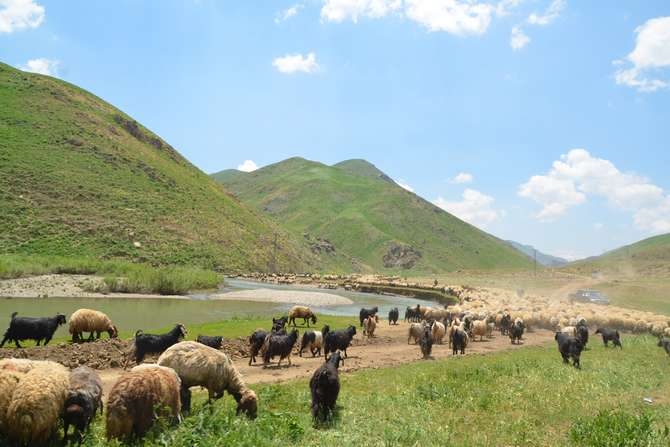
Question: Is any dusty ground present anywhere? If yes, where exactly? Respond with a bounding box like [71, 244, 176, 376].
[0, 322, 556, 399]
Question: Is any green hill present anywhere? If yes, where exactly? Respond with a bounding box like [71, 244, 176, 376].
[0, 62, 315, 272]
[213, 157, 533, 273]
[566, 233, 670, 277]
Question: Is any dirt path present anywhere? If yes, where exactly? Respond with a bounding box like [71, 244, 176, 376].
[95, 323, 556, 398]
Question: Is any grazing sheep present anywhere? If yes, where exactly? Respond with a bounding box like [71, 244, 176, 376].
[424, 308, 451, 321]
[594, 328, 622, 348]
[408, 322, 425, 344]
[132, 323, 187, 365]
[299, 325, 330, 357]
[324, 325, 357, 359]
[248, 329, 268, 365]
[363, 315, 377, 337]
[657, 337, 670, 356]
[310, 351, 344, 423]
[431, 321, 446, 344]
[263, 329, 299, 367]
[359, 306, 378, 327]
[288, 306, 317, 327]
[106, 365, 182, 441]
[510, 319, 525, 344]
[196, 335, 224, 350]
[388, 307, 399, 325]
[555, 332, 584, 368]
[452, 328, 468, 355]
[68, 309, 118, 342]
[5, 361, 70, 445]
[63, 366, 103, 443]
[471, 320, 488, 342]
[419, 324, 433, 359]
[157, 342, 257, 417]
[0, 312, 66, 348]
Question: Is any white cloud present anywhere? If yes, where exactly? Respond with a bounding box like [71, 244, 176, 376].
[510, 26, 529, 50]
[395, 179, 415, 192]
[450, 172, 473, 184]
[495, 0, 523, 17]
[0, 0, 44, 33]
[518, 148, 670, 233]
[434, 188, 501, 228]
[321, 0, 402, 23]
[19, 58, 59, 76]
[527, 0, 564, 26]
[275, 3, 303, 24]
[614, 16, 670, 92]
[404, 0, 493, 35]
[272, 52, 321, 74]
[237, 160, 259, 172]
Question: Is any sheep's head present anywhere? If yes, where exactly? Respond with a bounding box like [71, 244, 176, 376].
[310, 314, 317, 325]
[108, 325, 119, 339]
[236, 389, 258, 419]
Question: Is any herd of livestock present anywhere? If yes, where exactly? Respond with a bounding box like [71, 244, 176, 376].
[1, 300, 670, 445]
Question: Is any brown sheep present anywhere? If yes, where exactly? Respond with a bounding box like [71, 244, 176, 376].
[288, 305, 318, 327]
[69, 308, 118, 342]
[363, 315, 377, 337]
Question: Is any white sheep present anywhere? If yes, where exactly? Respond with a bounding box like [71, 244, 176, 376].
[0, 368, 24, 436]
[431, 321, 446, 344]
[408, 322, 424, 344]
[157, 341, 257, 418]
[5, 361, 70, 445]
[471, 320, 489, 341]
[69, 308, 118, 342]
[363, 315, 377, 337]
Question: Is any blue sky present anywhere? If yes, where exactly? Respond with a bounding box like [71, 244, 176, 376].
[2, 0, 670, 260]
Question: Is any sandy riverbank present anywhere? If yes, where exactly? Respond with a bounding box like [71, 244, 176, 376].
[209, 288, 353, 306]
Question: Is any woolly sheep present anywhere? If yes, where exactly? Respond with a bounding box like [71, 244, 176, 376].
[5, 361, 70, 445]
[471, 320, 488, 341]
[431, 321, 446, 344]
[0, 368, 24, 436]
[106, 365, 181, 441]
[408, 322, 424, 344]
[157, 341, 257, 418]
[288, 306, 317, 327]
[69, 308, 118, 342]
[363, 315, 377, 337]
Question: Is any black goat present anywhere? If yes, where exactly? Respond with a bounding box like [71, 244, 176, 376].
[509, 320, 524, 344]
[499, 313, 512, 335]
[132, 323, 187, 364]
[555, 332, 584, 368]
[324, 325, 357, 360]
[272, 316, 288, 333]
[452, 328, 468, 355]
[595, 328, 622, 348]
[263, 329, 299, 367]
[196, 334, 224, 349]
[388, 308, 399, 325]
[248, 329, 268, 365]
[657, 337, 670, 356]
[310, 350, 344, 423]
[575, 325, 589, 349]
[419, 324, 433, 359]
[0, 312, 66, 348]
[63, 366, 103, 444]
[359, 307, 378, 327]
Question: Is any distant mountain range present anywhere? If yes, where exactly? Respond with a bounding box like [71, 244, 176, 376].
[505, 241, 569, 267]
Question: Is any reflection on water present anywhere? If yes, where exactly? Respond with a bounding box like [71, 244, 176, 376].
[0, 278, 439, 337]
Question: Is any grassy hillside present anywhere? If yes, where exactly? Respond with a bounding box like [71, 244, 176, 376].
[213, 157, 533, 273]
[0, 62, 316, 273]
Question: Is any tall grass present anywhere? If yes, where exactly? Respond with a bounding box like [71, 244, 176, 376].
[0, 254, 221, 295]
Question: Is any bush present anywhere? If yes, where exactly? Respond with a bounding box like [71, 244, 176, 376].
[570, 410, 669, 447]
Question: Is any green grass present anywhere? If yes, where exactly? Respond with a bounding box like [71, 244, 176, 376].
[0, 62, 315, 273]
[15, 334, 667, 446]
[0, 254, 221, 295]
[213, 157, 533, 274]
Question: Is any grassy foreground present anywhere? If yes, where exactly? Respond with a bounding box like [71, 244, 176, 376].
[0, 254, 221, 295]
[29, 334, 670, 447]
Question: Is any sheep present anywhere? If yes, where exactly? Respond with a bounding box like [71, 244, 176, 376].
[388, 307, 399, 325]
[560, 326, 577, 337]
[363, 315, 377, 337]
[424, 308, 451, 321]
[63, 366, 103, 443]
[0, 358, 39, 373]
[310, 351, 344, 423]
[263, 329, 299, 367]
[452, 328, 468, 355]
[359, 306, 378, 326]
[594, 328, 622, 348]
[299, 325, 330, 357]
[555, 332, 584, 368]
[157, 341, 257, 417]
[196, 335, 224, 350]
[68, 309, 118, 342]
[106, 365, 182, 441]
[248, 329, 268, 365]
[510, 319, 525, 344]
[132, 323, 187, 365]
[408, 322, 425, 344]
[419, 324, 433, 359]
[324, 325, 357, 359]
[658, 337, 670, 356]
[0, 312, 66, 348]
[471, 320, 488, 341]
[5, 361, 70, 445]
[288, 306, 317, 327]
[431, 321, 446, 344]
[0, 367, 24, 436]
